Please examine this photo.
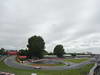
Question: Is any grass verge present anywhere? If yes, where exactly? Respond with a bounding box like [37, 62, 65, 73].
[64, 58, 89, 63]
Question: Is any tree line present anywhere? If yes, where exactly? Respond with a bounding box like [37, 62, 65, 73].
[0, 35, 94, 59]
[19, 35, 65, 59]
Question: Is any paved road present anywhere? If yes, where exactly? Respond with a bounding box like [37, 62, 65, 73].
[4, 56, 94, 70]
[4, 56, 35, 70]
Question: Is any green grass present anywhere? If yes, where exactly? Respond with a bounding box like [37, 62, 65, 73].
[0, 60, 94, 75]
[64, 58, 89, 63]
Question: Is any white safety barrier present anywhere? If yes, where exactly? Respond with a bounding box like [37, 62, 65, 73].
[31, 73, 37, 75]
[88, 63, 97, 75]
[0, 72, 15, 75]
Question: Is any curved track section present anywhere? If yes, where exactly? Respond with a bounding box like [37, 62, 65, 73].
[4, 56, 94, 70]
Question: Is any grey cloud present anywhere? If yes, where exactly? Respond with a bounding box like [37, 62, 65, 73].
[0, 0, 99, 53]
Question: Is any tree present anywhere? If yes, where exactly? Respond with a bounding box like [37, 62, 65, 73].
[48, 52, 54, 55]
[53, 45, 65, 57]
[0, 48, 5, 55]
[18, 49, 29, 56]
[27, 35, 45, 59]
[42, 50, 48, 55]
[71, 53, 76, 58]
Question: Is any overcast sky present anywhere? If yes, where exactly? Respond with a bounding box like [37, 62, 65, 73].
[0, 0, 99, 53]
